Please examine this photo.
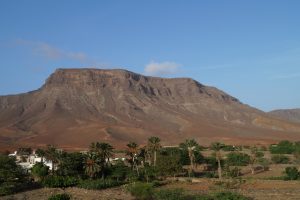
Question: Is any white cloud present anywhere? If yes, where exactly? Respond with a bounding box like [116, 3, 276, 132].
[144, 61, 180, 76]
[15, 39, 88, 63]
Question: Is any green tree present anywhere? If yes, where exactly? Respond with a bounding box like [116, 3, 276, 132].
[44, 145, 61, 174]
[156, 153, 182, 179]
[57, 152, 85, 177]
[284, 166, 299, 180]
[110, 161, 129, 182]
[269, 140, 295, 154]
[211, 142, 225, 180]
[0, 155, 28, 196]
[35, 148, 46, 163]
[147, 137, 161, 167]
[126, 142, 140, 175]
[90, 142, 114, 179]
[84, 152, 101, 179]
[31, 162, 49, 181]
[226, 152, 250, 166]
[179, 139, 201, 174]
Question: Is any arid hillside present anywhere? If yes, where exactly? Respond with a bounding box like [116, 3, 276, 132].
[0, 68, 300, 150]
[269, 109, 300, 124]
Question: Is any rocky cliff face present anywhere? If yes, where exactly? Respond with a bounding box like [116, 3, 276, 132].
[0, 68, 299, 150]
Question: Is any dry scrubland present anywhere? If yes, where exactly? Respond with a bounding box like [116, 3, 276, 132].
[2, 140, 300, 200]
[2, 179, 300, 200]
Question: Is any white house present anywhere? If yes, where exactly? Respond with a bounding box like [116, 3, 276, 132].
[8, 150, 53, 171]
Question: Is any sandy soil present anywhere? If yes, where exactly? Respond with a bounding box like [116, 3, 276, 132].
[164, 179, 300, 200]
[2, 179, 300, 200]
[0, 187, 133, 200]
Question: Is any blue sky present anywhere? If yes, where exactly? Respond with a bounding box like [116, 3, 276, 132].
[0, 0, 299, 111]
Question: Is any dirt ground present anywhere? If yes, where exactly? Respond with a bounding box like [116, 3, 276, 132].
[0, 187, 133, 200]
[2, 179, 300, 200]
[164, 178, 300, 200]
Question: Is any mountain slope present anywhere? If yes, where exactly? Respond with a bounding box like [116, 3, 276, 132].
[0, 68, 299, 150]
[269, 109, 300, 123]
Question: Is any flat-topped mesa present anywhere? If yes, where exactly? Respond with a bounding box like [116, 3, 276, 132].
[44, 68, 136, 86]
[45, 68, 198, 85]
[43, 68, 239, 104]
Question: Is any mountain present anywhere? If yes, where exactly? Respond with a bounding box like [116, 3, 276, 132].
[269, 109, 300, 124]
[0, 68, 300, 150]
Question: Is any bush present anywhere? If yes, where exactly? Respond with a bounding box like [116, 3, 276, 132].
[226, 167, 241, 178]
[257, 158, 270, 171]
[226, 153, 250, 166]
[126, 182, 154, 200]
[126, 183, 251, 200]
[154, 188, 185, 200]
[222, 145, 236, 151]
[42, 176, 78, 188]
[269, 141, 295, 154]
[48, 193, 71, 200]
[271, 155, 290, 164]
[213, 191, 252, 200]
[284, 166, 299, 180]
[78, 179, 123, 190]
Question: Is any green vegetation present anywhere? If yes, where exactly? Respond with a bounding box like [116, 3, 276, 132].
[269, 140, 300, 154]
[211, 142, 225, 179]
[48, 193, 71, 200]
[0, 155, 30, 196]
[226, 152, 250, 166]
[271, 154, 290, 164]
[78, 179, 124, 190]
[127, 183, 251, 200]
[126, 182, 154, 200]
[31, 162, 49, 181]
[4, 139, 300, 198]
[284, 166, 299, 180]
[42, 176, 78, 188]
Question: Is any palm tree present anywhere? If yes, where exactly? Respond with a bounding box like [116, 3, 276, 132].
[147, 137, 161, 167]
[44, 145, 60, 173]
[179, 139, 199, 174]
[90, 142, 114, 179]
[35, 148, 46, 163]
[84, 153, 101, 179]
[211, 142, 225, 180]
[126, 142, 139, 175]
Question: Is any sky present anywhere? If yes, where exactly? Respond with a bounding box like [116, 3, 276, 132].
[0, 0, 299, 111]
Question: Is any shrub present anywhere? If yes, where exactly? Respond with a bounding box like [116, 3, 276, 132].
[78, 179, 123, 190]
[226, 167, 241, 178]
[222, 145, 236, 151]
[126, 182, 154, 200]
[48, 193, 71, 200]
[271, 155, 290, 164]
[226, 152, 250, 166]
[153, 188, 185, 200]
[269, 141, 295, 154]
[213, 191, 252, 200]
[257, 158, 270, 171]
[284, 166, 299, 180]
[42, 176, 78, 188]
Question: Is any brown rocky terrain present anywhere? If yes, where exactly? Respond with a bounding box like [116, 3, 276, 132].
[269, 109, 300, 124]
[0, 68, 300, 150]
